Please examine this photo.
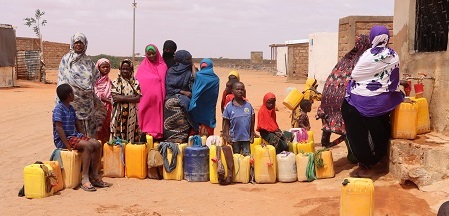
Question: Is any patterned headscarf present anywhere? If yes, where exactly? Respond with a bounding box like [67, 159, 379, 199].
[369, 26, 390, 55]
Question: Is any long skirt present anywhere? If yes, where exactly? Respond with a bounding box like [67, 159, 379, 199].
[341, 100, 390, 167]
[163, 95, 191, 143]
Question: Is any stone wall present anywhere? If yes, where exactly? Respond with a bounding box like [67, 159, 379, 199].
[287, 43, 309, 81]
[338, 16, 393, 59]
[15, 37, 69, 69]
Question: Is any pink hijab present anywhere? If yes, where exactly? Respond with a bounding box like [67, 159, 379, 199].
[94, 58, 112, 104]
[135, 44, 167, 139]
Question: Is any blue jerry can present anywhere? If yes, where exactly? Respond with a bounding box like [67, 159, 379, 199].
[184, 135, 210, 182]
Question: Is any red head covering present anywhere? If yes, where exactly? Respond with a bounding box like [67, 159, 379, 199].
[257, 92, 279, 132]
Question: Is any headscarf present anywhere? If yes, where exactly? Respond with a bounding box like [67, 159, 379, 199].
[163, 40, 177, 68]
[135, 44, 167, 138]
[346, 25, 403, 117]
[94, 58, 112, 105]
[257, 92, 279, 132]
[189, 58, 220, 130]
[57, 32, 99, 119]
[228, 70, 240, 81]
[166, 50, 193, 97]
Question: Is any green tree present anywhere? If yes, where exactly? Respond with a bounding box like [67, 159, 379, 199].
[24, 9, 47, 37]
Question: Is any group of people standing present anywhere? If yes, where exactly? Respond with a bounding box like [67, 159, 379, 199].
[53, 24, 403, 188]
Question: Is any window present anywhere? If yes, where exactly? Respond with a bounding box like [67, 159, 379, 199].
[415, 0, 449, 52]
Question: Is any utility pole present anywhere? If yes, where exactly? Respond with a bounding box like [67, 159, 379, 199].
[132, 0, 137, 64]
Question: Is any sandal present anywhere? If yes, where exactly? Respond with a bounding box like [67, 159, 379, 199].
[80, 182, 97, 192]
[91, 179, 112, 188]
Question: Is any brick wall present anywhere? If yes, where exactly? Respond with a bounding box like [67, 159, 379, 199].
[15, 37, 70, 69]
[338, 16, 393, 59]
[287, 43, 309, 81]
[43, 41, 70, 69]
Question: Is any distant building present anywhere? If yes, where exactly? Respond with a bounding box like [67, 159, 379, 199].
[0, 24, 17, 87]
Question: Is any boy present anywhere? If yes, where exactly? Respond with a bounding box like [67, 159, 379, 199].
[53, 83, 110, 192]
[296, 99, 312, 130]
[222, 81, 255, 156]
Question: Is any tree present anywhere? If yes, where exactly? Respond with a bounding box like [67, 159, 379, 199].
[24, 9, 47, 37]
[24, 9, 47, 82]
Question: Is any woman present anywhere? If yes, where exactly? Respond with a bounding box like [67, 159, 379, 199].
[57, 33, 106, 139]
[111, 59, 141, 142]
[257, 92, 291, 154]
[94, 58, 113, 144]
[135, 44, 167, 140]
[316, 35, 371, 161]
[162, 40, 177, 69]
[163, 50, 194, 143]
[189, 58, 220, 136]
[342, 26, 403, 177]
[291, 78, 321, 128]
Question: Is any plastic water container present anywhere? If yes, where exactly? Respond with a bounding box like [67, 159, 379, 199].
[340, 177, 374, 216]
[125, 142, 147, 179]
[288, 142, 298, 154]
[254, 145, 276, 183]
[233, 154, 251, 183]
[283, 87, 304, 110]
[315, 150, 335, 179]
[184, 136, 209, 182]
[296, 141, 315, 154]
[391, 101, 418, 139]
[146, 134, 154, 150]
[23, 163, 54, 198]
[60, 150, 82, 189]
[163, 143, 187, 180]
[43, 161, 64, 192]
[103, 143, 126, 178]
[295, 153, 310, 182]
[410, 97, 430, 134]
[289, 128, 314, 143]
[209, 145, 231, 184]
[276, 152, 297, 182]
[250, 137, 262, 156]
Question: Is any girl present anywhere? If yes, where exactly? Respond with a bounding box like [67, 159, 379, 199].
[111, 59, 142, 142]
[94, 58, 112, 143]
[257, 93, 291, 154]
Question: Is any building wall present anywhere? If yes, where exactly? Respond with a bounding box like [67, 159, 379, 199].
[276, 46, 288, 76]
[308, 32, 338, 87]
[394, 0, 449, 134]
[287, 43, 309, 81]
[338, 16, 394, 60]
[16, 37, 69, 69]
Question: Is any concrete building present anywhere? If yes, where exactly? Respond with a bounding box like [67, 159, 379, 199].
[308, 32, 338, 88]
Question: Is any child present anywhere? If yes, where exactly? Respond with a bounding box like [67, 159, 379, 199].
[94, 58, 112, 144]
[111, 59, 142, 142]
[53, 83, 110, 192]
[295, 99, 312, 130]
[220, 71, 240, 112]
[257, 92, 291, 154]
[222, 81, 255, 156]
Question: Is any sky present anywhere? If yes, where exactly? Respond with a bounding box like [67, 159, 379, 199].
[1, 0, 394, 59]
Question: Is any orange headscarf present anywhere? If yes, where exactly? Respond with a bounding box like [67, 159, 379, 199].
[257, 92, 279, 132]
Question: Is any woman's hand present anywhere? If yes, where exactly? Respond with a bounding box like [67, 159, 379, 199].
[181, 90, 192, 98]
[112, 94, 124, 102]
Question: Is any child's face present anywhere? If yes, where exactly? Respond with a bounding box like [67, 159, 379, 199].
[99, 63, 111, 76]
[266, 98, 276, 110]
[303, 105, 312, 113]
[225, 82, 233, 94]
[120, 63, 132, 79]
[68, 91, 75, 102]
[232, 83, 245, 98]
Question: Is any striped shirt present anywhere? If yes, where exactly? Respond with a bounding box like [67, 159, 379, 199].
[52, 102, 83, 148]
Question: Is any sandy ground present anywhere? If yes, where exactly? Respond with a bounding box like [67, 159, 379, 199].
[1, 67, 447, 215]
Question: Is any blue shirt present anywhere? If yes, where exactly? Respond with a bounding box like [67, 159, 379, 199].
[223, 100, 254, 142]
[52, 102, 83, 148]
